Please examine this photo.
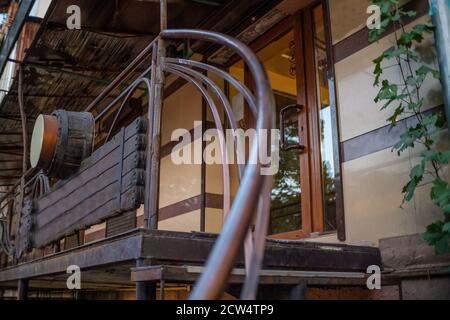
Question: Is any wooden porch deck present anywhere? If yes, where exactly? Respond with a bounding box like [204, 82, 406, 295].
[0, 229, 382, 293]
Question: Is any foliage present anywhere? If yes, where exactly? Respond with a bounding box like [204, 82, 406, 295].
[370, 0, 449, 254]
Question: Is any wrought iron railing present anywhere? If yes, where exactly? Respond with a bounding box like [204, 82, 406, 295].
[0, 0, 275, 300]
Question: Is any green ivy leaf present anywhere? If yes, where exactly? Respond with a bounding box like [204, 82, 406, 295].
[387, 104, 404, 125]
[370, 1, 447, 257]
[406, 100, 423, 112]
[394, 124, 426, 153]
[431, 179, 450, 215]
[423, 221, 449, 255]
[422, 150, 450, 165]
[375, 80, 398, 104]
[416, 65, 440, 80]
[401, 164, 424, 203]
[435, 234, 450, 255]
[443, 222, 450, 234]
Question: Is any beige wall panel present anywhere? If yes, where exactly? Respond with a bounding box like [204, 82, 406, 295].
[329, 0, 371, 44]
[136, 205, 144, 217]
[161, 83, 202, 146]
[329, 0, 411, 44]
[206, 163, 224, 195]
[158, 210, 201, 233]
[159, 155, 201, 208]
[342, 148, 417, 245]
[335, 16, 442, 141]
[205, 208, 224, 234]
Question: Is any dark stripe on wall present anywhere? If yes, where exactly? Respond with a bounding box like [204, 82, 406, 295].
[159, 193, 223, 221]
[341, 105, 444, 162]
[333, 0, 429, 63]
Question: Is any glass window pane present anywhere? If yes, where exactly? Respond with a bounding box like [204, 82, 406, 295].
[256, 30, 302, 235]
[314, 5, 338, 232]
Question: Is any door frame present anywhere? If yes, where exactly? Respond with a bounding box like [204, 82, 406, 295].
[226, 0, 343, 240]
[268, 9, 320, 240]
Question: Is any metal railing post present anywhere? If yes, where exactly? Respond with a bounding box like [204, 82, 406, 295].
[145, 0, 167, 229]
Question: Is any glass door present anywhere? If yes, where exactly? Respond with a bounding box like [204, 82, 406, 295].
[253, 22, 313, 239]
[229, 1, 342, 240]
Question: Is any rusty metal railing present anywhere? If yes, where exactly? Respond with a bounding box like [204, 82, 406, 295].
[0, 0, 275, 300]
[159, 29, 275, 300]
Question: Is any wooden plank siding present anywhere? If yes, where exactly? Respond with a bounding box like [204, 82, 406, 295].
[30, 118, 147, 249]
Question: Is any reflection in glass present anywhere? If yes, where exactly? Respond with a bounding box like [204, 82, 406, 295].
[314, 4, 337, 231]
[255, 30, 302, 235]
[271, 93, 301, 235]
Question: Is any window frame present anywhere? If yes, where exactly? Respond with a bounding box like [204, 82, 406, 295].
[226, 0, 345, 240]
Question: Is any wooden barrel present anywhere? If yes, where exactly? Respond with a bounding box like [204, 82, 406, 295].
[30, 110, 95, 179]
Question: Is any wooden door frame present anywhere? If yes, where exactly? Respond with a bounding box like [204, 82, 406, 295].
[269, 9, 318, 240]
[229, 1, 338, 240]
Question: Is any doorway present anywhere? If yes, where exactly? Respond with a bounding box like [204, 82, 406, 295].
[229, 1, 343, 239]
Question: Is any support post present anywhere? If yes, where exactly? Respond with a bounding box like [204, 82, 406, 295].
[17, 279, 29, 300]
[160, 280, 166, 300]
[429, 0, 450, 136]
[289, 282, 308, 300]
[136, 281, 156, 301]
[135, 259, 156, 300]
[145, 0, 167, 230]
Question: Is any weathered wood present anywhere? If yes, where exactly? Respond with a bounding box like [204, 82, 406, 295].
[106, 211, 137, 237]
[30, 118, 147, 249]
[0, 229, 382, 284]
[48, 110, 95, 179]
[37, 136, 145, 211]
[130, 265, 369, 286]
[140, 232, 381, 272]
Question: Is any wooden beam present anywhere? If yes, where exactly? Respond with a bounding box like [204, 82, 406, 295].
[130, 265, 371, 286]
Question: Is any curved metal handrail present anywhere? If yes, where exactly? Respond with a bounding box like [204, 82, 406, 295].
[161, 29, 275, 300]
[164, 65, 232, 216]
[0, 26, 275, 300]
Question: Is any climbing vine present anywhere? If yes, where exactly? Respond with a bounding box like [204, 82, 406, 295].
[370, 0, 450, 254]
